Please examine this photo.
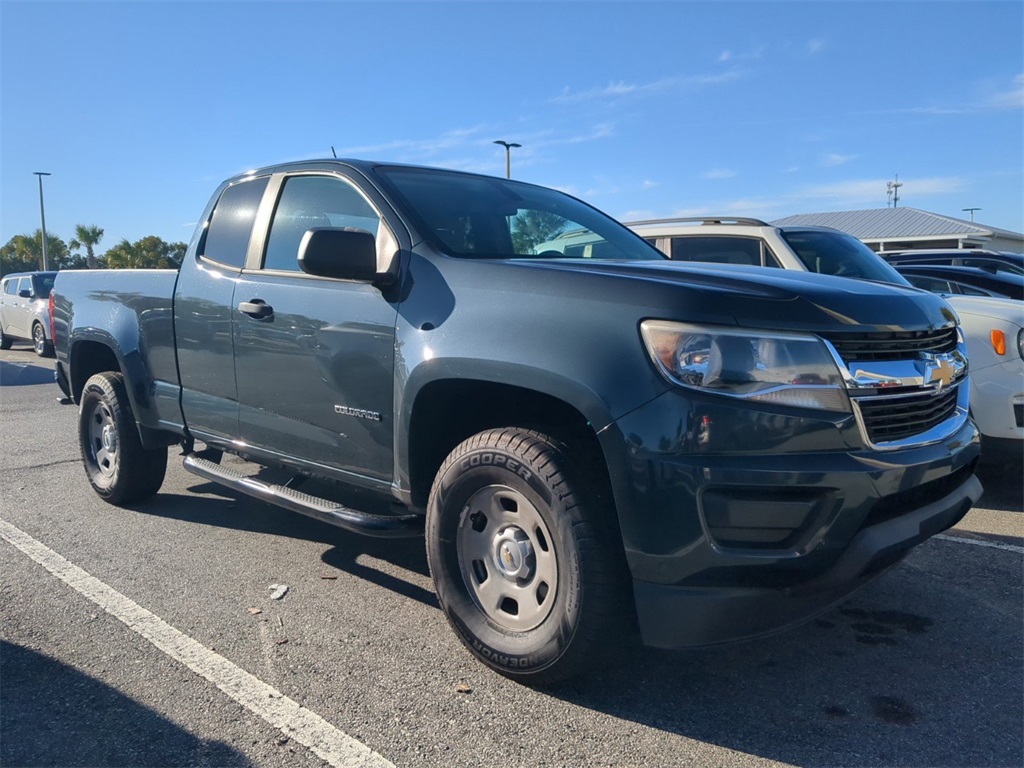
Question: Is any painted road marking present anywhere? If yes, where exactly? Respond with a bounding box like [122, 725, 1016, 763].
[934, 533, 1024, 554]
[0, 518, 394, 768]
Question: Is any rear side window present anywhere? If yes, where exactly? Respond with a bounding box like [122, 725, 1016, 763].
[3, 279, 16, 295]
[201, 177, 269, 268]
[670, 236, 776, 267]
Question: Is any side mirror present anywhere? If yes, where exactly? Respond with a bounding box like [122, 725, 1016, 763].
[298, 228, 378, 282]
[18, 289, 31, 299]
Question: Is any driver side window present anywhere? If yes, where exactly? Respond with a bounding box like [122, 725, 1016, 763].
[263, 176, 381, 272]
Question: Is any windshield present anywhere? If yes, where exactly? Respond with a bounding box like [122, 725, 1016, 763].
[782, 230, 910, 285]
[375, 167, 664, 261]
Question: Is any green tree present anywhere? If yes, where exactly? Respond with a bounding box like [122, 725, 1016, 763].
[69, 224, 105, 269]
[511, 210, 569, 253]
[103, 235, 187, 269]
[0, 230, 72, 275]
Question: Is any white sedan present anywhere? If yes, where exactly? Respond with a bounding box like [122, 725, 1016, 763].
[946, 295, 1024, 462]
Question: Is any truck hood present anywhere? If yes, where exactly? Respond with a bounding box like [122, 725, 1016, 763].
[512, 259, 959, 333]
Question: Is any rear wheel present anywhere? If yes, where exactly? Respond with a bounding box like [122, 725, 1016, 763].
[426, 427, 629, 684]
[0, 326, 12, 350]
[79, 372, 167, 505]
[32, 322, 53, 357]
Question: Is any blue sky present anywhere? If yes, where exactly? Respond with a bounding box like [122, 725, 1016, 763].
[2, 1, 1022, 252]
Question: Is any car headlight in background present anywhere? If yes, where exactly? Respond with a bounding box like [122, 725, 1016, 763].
[640, 320, 851, 412]
[1018, 328, 1024, 361]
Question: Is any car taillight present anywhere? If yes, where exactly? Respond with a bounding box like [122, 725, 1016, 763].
[48, 290, 56, 346]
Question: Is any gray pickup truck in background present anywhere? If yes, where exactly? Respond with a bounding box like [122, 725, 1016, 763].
[50, 159, 982, 683]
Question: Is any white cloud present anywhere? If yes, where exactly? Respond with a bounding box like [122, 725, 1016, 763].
[796, 176, 965, 207]
[719, 50, 733, 62]
[703, 168, 737, 179]
[550, 71, 745, 104]
[822, 153, 858, 167]
[807, 39, 825, 56]
[989, 73, 1024, 109]
[642, 180, 659, 190]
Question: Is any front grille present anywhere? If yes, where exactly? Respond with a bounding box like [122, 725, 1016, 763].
[854, 386, 959, 444]
[823, 328, 958, 362]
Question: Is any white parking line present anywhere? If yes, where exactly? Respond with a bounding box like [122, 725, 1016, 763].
[0, 517, 394, 768]
[934, 533, 1024, 554]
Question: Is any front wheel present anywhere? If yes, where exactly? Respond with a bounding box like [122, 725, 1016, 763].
[32, 323, 53, 357]
[426, 428, 629, 684]
[79, 372, 167, 505]
[0, 326, 12, 350]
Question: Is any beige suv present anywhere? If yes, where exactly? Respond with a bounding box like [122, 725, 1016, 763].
[625, 217, 906, 281]
[0, 271, 57, 356]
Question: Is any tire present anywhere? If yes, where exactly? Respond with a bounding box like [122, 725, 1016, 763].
[0, 326, 12, 350]
[32, 322, 53, 357]
[79, 372, 167, 505]
[426, 427, 629, 684]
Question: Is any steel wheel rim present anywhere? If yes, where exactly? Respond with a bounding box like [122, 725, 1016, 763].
[457, 484, 559, 632]
[33, 325, 44, 354]
[87, 400, 118, 479]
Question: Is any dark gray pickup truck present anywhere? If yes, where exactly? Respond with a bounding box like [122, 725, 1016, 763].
[51, 159, 982, 683]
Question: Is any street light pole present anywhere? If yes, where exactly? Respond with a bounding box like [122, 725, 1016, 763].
[493, 140, 522, 179]
[33, 172, 52, 270]
[962, 207, 981, 223]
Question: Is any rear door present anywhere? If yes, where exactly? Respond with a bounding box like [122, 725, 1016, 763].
[232, 171, 399, 484]
[6, 278, 30, 337]
[175, 176, 270, 442]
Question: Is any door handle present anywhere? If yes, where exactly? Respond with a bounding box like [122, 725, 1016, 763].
[238, 300, 273, 319]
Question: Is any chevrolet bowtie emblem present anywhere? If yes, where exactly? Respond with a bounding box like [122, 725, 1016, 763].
[924, 357, 958, 389]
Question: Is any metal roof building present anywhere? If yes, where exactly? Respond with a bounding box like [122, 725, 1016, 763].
[771, 208, 1024, 253]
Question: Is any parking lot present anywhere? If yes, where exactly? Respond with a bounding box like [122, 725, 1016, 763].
[1, 343, 1021, 768]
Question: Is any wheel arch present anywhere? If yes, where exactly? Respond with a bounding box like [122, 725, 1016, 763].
[401, 372, 629, 549]
[68, 335, 174, 448]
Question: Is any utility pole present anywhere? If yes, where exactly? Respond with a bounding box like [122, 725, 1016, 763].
[33, 172, 52, 270]
[493, 140, 522, 179]
[886, 174, 902, 208]
[962, 207, 981, 223]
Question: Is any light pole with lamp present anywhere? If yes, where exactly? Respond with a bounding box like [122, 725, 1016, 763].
[34, 172, 52, 270]
[493, 140, 521, 179]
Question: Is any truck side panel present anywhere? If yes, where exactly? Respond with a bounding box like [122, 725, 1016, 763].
[53, 269, 183, 436]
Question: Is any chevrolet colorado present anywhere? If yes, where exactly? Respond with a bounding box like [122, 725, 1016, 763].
[51, 160, 982, 683]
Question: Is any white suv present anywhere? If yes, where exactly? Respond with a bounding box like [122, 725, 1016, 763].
[626, 218, 1023, 463]
[627, 217, 906, 281]
[0, 271, 57, 357]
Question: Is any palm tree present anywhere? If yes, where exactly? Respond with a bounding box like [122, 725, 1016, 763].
[73, 224, 104, 269]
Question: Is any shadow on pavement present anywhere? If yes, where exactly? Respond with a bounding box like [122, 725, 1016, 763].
[0, 359, 55, 386]
[974, 462, 1024, 513]
[0, 641, 249, 767]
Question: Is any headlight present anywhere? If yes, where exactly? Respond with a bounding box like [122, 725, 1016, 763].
[640, 320, 851, 412]
[1018, 328, 1024, 361]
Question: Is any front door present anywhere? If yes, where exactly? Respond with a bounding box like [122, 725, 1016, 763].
[232, 173, 398, 484]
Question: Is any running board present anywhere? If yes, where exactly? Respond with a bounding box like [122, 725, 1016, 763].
[182, 454, 423, 538]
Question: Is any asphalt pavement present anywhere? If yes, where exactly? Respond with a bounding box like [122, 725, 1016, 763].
[1, 343, 1021, 768]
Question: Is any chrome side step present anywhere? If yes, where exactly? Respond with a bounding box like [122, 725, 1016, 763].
[182, 454, 423, 538]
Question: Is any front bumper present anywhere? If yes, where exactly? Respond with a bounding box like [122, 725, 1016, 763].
[633, 471, 980, 648]
[604, 389, 982, 649]
[971, 358, 1024, 442]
